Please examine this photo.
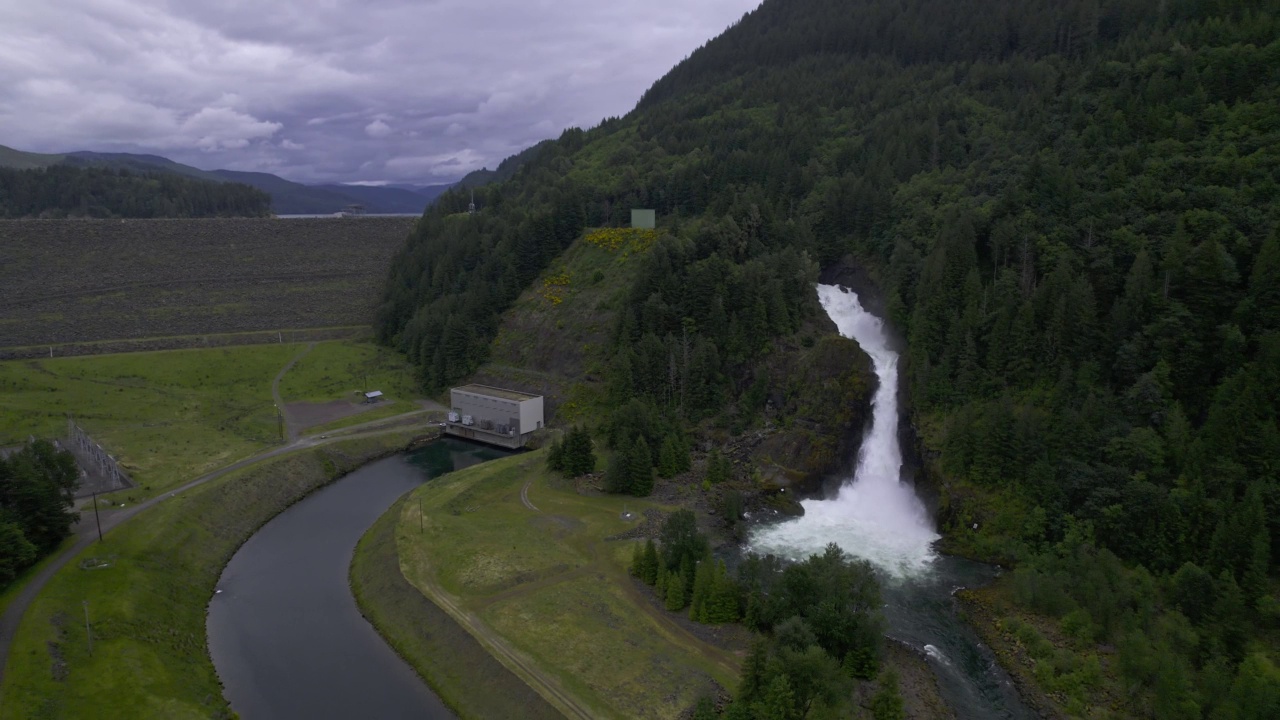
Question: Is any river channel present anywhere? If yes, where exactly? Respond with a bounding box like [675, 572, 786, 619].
[752, 284, 1034, 719]
[206, 438, 508, 719]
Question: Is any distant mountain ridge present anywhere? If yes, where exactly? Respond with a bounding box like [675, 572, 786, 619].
[0, 144, 468, 215]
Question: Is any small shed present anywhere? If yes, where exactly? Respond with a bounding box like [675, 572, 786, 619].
[631, 209, 656, 229]
[364, 390, 383, 403]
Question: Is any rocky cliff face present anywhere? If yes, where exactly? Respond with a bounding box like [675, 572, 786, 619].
[748, 333, 876, 499]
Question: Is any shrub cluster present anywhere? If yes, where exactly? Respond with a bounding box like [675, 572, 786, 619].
[583, 227, 658, 253]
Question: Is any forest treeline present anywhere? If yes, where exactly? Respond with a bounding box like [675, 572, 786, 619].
[0, 165, 272, 218]
[627, 512, 892, 719]
[0, 440, 79, 588]
[379, 0, 1280, 715]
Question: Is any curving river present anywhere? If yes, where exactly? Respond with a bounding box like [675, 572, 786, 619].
[206, 438, 508, 719]
[205, 287, 1029, 719]
[751, 284, 1034, 719]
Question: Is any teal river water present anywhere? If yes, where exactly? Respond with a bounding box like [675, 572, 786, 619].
[206, 439, 507, 719]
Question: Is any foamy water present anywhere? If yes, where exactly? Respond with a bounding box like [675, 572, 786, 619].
[750, 284, 938, 578]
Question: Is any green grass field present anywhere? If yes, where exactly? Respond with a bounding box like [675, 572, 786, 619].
[351, 498, 563, 720]
[397, 450, 741, 720]
[0, 340, 426, 503]
[0, 429, 428, 720]
[0, 345, 302, 500]
[277, 340, 422, 403]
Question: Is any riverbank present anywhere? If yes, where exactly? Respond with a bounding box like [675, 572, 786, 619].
[389, 450, 741, 719]
[880, 641, 957, 720]
[351, 496, 563, 720]
[0, 426, 435, 719]
[955, 584, 1070, 720]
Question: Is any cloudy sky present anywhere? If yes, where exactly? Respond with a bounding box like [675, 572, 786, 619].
[0, 0, 759, 185]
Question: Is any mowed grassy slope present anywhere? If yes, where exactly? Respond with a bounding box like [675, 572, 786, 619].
[397, 450, 739, 720]
[0, 345, 301, 500]
[351, 498, 563, 720]
[0, 429, 427, 720]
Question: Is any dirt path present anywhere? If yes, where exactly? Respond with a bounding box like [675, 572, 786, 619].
[428, 470, 739, 715]
[397, 466, 599, 719]
[271, 342, 314, 444]
[0, 406, 432, 688]
[520, 477, 540, 511]
[407, 572, 599, 720]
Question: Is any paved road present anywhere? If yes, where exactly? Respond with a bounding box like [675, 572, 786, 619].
[0, 406, 433, 689]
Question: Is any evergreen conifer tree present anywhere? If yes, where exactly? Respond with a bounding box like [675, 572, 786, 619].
[605, 445, 631, 494]
[630, 436, 654, 496]
[563, 426, 596, 477]
[629, 541, 645, 578]
[642, 538, 660, 585]
[870, 671, 905, 720]
[546, 437, 565, 473]
[706, 561, 741, 624]
[679, 555, 696, 599]
[706, 448, 732, 484]
[755, 675, 798, 720]
[665, 567, 686, 611]
[738, 638, 770, 702]
[658, 434, 682, 478]
[677, 433, 692, 473]
[690, 559, 713, 622]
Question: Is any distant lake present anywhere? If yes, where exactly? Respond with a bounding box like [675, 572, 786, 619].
[275, 213, 421, 219]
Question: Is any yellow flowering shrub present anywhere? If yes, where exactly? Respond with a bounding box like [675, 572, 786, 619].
[584, 227, 658, 254]
[540, 271, 570, 305]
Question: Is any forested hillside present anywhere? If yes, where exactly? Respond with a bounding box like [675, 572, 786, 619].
[379, 0, 1280, 715]
[0, 165, 271, 218]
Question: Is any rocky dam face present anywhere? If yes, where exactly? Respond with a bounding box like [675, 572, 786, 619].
[0, 217, 415, 355]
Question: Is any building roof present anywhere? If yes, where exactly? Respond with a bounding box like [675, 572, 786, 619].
[452, 384, 540, 402]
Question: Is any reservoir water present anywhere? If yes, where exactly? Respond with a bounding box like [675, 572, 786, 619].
[751, 284, 1034, 719]
[206, 439, 507, 719]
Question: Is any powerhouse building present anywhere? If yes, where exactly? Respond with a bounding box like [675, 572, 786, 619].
[446, 384, 544, 449]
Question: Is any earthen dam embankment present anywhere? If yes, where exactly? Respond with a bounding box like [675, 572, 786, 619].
[0, 217, 416, 356]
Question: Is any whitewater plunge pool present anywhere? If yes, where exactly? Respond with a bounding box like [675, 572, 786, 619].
[751, 284, 1035, 720]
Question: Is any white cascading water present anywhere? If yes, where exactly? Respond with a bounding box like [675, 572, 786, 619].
[750, 284, 939, 579]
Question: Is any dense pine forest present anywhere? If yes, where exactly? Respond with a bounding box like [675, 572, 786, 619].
[0, 165, 272, 218]
[379, 0, 1280, 715]
[0, 441, 78, 588]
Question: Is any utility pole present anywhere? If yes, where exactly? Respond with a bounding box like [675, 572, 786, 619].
[276, 406, 284, 444]
[83, 601, 93, 656]
[91, 492, 102, 542]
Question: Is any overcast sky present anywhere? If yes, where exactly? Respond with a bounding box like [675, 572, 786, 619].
[0, 0, 758, 185]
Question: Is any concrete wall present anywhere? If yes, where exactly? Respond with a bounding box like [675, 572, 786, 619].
[451, 389, 519, 432]
[448, 388, 544, 447]
[518, 396, 544, 436]
[631, 209, 656, 229]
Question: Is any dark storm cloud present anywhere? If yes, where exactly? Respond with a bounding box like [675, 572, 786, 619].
[0, 0, 759, 184]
